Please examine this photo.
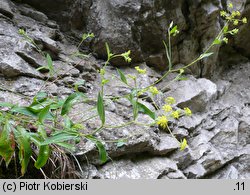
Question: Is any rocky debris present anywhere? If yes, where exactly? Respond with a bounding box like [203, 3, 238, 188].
[0, 53, 43, 78]
[161, 76, 218, 113]
[96, 157, 185, 179]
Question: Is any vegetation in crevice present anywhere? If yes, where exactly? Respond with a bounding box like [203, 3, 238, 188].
[0, 3, 247, 178]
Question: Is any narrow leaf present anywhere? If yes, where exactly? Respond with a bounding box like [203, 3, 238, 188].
[137, 102, 156, 120]
[86, 135, 107, 164]
[56, 142, 76, 151]
[0, 102, 15, 108]
[0, 122, 15, 166]
[117, 68, 128, 84]
[46, 53, 54, 76]
[199, 52, 214, 60]
[170, 25, 178, 35]
[11, 106, 38, 117]
[35, 145, 51, 169]
[97, 92, 105, 125]
[180, 138, 188, 151]
[38, 106, 50, 123]
[61, 92, 84, 116]
[15, 127, 32, 175]
[41, 132, 79, 145]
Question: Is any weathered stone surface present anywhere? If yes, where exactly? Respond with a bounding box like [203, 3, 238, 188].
[162, 76, 218, 112]
[20, 0, 236, 77]
[97, 157, 182, 179]
[0, 0, 250, 179]
[0, 0, 14, 19]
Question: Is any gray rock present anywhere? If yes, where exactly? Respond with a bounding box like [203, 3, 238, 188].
[47, 61, 80, 78]
[163, 76, 218, 112]
[183, 163, 206, 179]
[97, 157, 180, 179]
[0, 0, 14, 19]
[211, 165, 239, 179]
[0, 53, 43, 78]
[150, 134, 180, 155]
[21, 0, 227, 77]
[18, 4, 48, 23]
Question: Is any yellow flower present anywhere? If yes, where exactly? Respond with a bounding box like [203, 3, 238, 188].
[100, 68, 105, 76]
[180, 138, 188, 151]
[135, 66, 146, 74]
[231, 11, 237, 18]
[223, 37, 228, 44]
[149, 86, 159, 96]
[233, 20, 239, 26]
[184, 107, 192, 116]
[18, 29, 26, 35]
[163, 104, 172, 112]
[236, 11, 241, 16]
[121, 50, 132, 63]
[242, 17, 248, 24]
[220, 11, 227, 17]
[171, 111, 180, 119]
[165, 97, 176, 105]
[228, 2, 233, 9]
[231, 28, 239, 35]
[157, 116, 168, 129]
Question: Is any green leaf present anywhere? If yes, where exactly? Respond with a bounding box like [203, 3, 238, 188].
[97, 92, 105, 125]
[127, 90, 139, 120]
[29, 133, 43, 146]
[46, 53, 54, 76]
[199, 52, 213, 60]
[0, 121, 15, 166]
[137, 102, 156, 120]
[36, 66, 49, 71]
[117, 141, 126, 148]
[212, 39, 221, 45]
[180, 138, 188, 151]
[170, 25, 178, 35]
[223, 25, 229, 33]
[14, 126, 32, 175]
[38, 106, 50, 123]
[41, 131, 79, 145]
[56, 142, 76, 151]
[32, 92, 48, 104]
[61, 92, 84, 116]
[117, 69, 128, 84]
[35, 145, 50, 169]
[64, 116, 73, 129]
[86, 135, 107, 164]
[0, 102, 15, 108]
[11, 106, 37, 117]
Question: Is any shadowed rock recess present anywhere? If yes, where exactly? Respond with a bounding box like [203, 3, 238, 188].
[0, 0, 249, 178]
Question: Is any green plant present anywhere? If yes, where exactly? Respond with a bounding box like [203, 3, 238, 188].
[0, 3, 247, 178]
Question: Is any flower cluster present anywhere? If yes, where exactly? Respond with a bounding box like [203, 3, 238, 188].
[135, 66, 147, 74]
[121, 50, 132, 63]
[156, 97, 192, 130]
[220, 2, 248, 44]
[149, 86, 159, 96]
[155, 97, 192, 151]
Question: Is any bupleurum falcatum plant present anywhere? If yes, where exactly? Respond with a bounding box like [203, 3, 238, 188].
[0, 3, 247, 178]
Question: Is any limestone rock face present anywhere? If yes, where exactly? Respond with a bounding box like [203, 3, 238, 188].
[20, 0, 250, 77]
[0, 0, 249, 179]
